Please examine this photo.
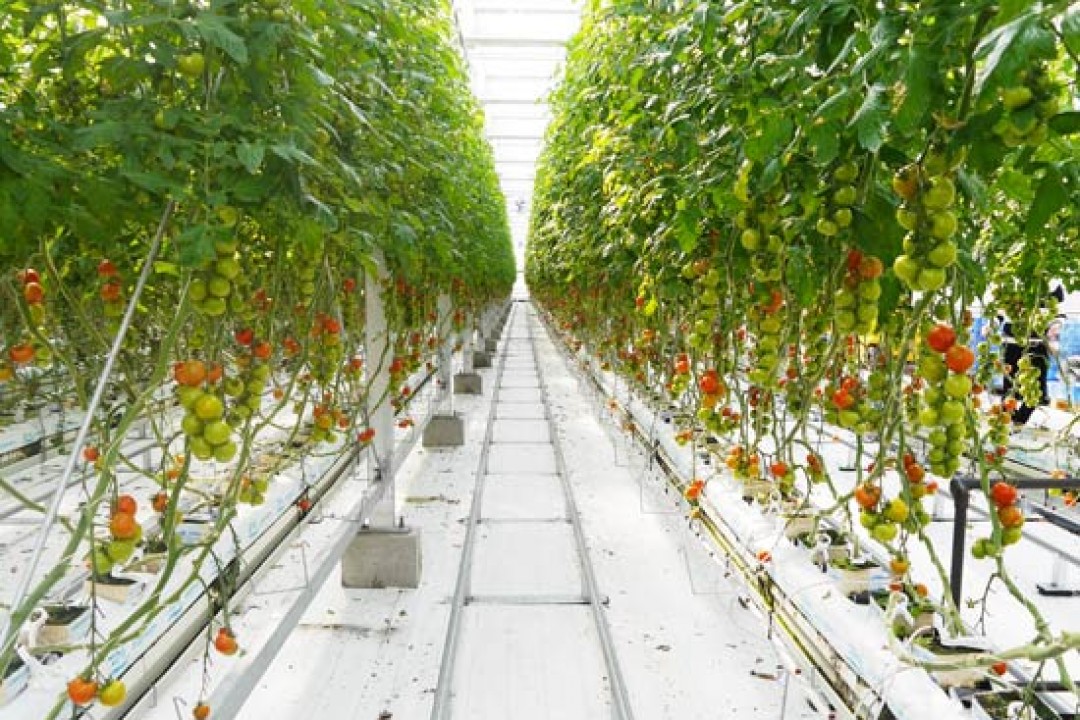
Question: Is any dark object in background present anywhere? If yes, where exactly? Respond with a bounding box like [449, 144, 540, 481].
[1000, 284, 1065, 425]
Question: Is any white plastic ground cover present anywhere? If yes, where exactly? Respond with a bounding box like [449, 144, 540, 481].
[0, 360, 442, 719]
[580, 356, 975, 720]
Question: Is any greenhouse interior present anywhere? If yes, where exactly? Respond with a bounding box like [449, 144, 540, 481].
[1, 1, 1079, 719]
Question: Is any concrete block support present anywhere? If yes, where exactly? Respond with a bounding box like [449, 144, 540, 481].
[484, 338, 499, 353]
[422, 414, 464, 447]
[453, 372, 482, 395]
[342, 528, 422, 589]
[473, 350, 492, 369]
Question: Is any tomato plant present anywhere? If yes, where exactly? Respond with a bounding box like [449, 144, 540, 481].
[0, 0, 514, 713]
[527, 0, 1080, 686]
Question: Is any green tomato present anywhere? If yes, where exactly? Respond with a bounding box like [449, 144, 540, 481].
[199, 297, 227, 316]
[214, 440, 238, 463]
[181, 413, 203, 437]
[203, 420, 232, 446]
[858, 281, 881, 301]
[918, 354, 947, 383]
[893, 254, 921, 285]
[833, 185, 857, 206]
[930, 210, 957, 240]
[215, 257, 241, 280]
[923, 177, 956, 210]
[177, 52, 206, 78]
[190, 436, 214, 461]
[178, 386, 202, 410]
[944, 373, 973, 399]
[816, 218, 839, 237]
[872, 521, 899, 543]
[939, 399, 965, 425]
[927, 242, 957, 268]
[106, 539, 136, 564]
[740, 228, 761, 251]
[207, 275, 232, 298]
[883, 499, 909, 523]
[896, 208, 919, 231]
[915, 267, 947, 292]
[194, 393, 225, 421]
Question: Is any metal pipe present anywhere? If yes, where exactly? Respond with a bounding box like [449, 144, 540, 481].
[0, 201, 173, 651]
[949, 478, 971, 607]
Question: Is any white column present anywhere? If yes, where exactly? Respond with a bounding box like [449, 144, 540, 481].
[437, 293, 454, 414]
[463, 311, 476, 374]
[365, 252, 395, 527]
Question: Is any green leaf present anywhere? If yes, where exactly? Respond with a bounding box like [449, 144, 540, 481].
[72, 121, 131, 151]
[894, 46, 934, 133]
[195, 13, 248, 64]
[176, 225, 215, 267]
[974, 12, 1054, 98]
[850, 84, 888, 152]
[743, 115, 793, 162]
[1049, 112, 1080, 136]
[236, 142, 265, 173]
[1060, 5, 1080, 57]
[1025, 169, 1067, 236]
[807, 122, 840, 164]
[120, 170, 184, 194]
[674, 206, 700, 253]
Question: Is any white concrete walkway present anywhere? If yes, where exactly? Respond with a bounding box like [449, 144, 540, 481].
[236, 303, 817, 720]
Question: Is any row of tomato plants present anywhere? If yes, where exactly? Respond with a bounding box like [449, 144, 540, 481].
[527, 0, 1080, 698]
[0, 0, 513, 716]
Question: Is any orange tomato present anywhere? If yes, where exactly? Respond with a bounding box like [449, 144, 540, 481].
[193, 702, 211, 719]
[67, 677, 98, 705]
[854, 483, 881, 510]
[115, 494, 137, 515]
[110, 511, 138, 540]
[9, 343, 35, 365]
[214, 628, 238, 656]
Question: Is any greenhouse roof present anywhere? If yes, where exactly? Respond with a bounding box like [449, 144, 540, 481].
[452, 0, 583, 267]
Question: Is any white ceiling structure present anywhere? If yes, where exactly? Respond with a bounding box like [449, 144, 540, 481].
[451, 0, 584, 270]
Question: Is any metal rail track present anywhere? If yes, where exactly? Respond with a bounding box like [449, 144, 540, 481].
[430, 301, 635, 720]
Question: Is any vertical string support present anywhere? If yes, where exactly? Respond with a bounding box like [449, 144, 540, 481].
[364, 251, 396, 527]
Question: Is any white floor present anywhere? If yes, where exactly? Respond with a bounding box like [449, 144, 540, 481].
[236, 305, 817, 720]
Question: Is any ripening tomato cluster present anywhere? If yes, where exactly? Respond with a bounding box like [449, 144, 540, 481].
[67, 676, 126, 708]
[175, 360, 240, 464]
[972, 481, 1025, 558]
[88, 495, 142, 577]
[835, 250, 884, 335]
[188, 227, 246, 318]
[97, 258, 126, 320]
[915, 323, 975, 478]
[891, 160, 961, 293]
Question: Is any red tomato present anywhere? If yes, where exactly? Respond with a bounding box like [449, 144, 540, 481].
[990, 481, 1017, 508]
[926, 324, 957, 353]
[945, 344, 975, 373]
[97, 259, 119, 278]
[24, 282, 44, 304]
[100, 281, 122, 302]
